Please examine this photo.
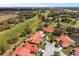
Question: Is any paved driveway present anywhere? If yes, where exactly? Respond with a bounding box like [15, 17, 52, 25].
[43, 41, 67, 56]
[43, 41, 56, 56]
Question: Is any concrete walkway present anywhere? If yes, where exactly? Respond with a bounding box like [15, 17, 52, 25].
[43, 41, 56, 56]
[42, 35, 67, 56]
[43, 41, 67, 56]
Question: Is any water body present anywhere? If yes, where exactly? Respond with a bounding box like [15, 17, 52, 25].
[69, 35, 79, 43]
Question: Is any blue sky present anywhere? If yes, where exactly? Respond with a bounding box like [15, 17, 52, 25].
[0, 3, 79, 7]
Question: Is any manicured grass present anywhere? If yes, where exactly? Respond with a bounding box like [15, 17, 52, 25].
[3, 35, 29, 56]
[67, 19, 79, 28]
[39, 43, 46, 50]
[62, 47, 72, 56]
[47, 33, 53, 39]
[0, 15, 40, 53]
[45, 10, 50, 17]
[29, 19, 41, 33]
[50, 22, 58, 28]
[46, 33, 56, 42]
[74, 20, 79, 28]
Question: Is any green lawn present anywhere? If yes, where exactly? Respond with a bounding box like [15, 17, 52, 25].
[50, 22, 58, 28]
[29, 19, 41, 33]
[3, 35, 29, 56]
[74, 20, 79, 28]
[67, 19, 79, 28]
[38, 43, 46, 50]
[62, 47, 72, 56]
[0, 15, 40, 54]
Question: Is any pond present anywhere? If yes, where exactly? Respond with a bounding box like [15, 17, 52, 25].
[68, 35, 79, 43]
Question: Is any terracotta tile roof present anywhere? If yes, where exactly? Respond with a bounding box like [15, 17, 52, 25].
[28, 32, 42, 44]
[22, 42, 39, 53]
[43, 26, 54, 33]
[56, 35, 75, 47]
[11, 47, 21, 56]
[73, 47, 79, 56]
[11, 47, 32, 56]
[11, 32, 43, 56]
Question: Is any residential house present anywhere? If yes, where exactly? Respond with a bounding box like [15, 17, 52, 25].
[22, 42, 39, 53]
[72, 47, 79, 56]
[27, 32, 43, 44]
[43, 26, 54, 33]
[11, 47, 32, 56]
[55, 35, 75, 48]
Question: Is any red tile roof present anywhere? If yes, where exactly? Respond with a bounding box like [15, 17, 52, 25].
[73, 47, 79, 56]
[11, 47, 32, 56]
[43, 26, 54, 33]
[56, 35, 75, 47]
[22, 42, 39, 53]
[11, 47, 21, 56]
[28, 32, 42, 44]
[11, 32, 43, 56]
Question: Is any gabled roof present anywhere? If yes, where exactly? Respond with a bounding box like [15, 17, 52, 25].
[11, 47, 21, 56]
[22, 42, 39, 53]
[56, 35, 75, 47]
[28, 32, 42, 44]
[73, 47, 79, 56]
[11, 32, 42, 56]
[11, 47, 32, 56]
[43, 26, 54, 33]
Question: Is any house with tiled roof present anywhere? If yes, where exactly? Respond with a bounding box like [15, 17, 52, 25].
[11, 41, 39, 56]
[27, 32, 43, 44]
[22, 42, 39, 53]
[11, 31, 43, 56]
[55, 35, 75, 48]
[11, 47, 32, 56]
[43, 26, 54, 33]
[72, 47, 79, 56]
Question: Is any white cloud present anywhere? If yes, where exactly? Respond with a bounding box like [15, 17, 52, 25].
[0, 3, 16, 7]
[0, 0, 79, 7]
[0, 0, 79, 3]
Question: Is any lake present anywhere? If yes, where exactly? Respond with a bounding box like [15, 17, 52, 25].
[68, 35, 79, 43]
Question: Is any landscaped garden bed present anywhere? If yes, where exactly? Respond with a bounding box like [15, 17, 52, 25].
[53, 51, 60, 56]
[62, 47, 73, 56]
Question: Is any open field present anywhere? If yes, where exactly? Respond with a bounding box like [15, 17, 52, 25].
[0, 11, 20, 22]
[74, 20, 79, 28]
[0, 15, 40, 54]
[0, 14, 18, 22]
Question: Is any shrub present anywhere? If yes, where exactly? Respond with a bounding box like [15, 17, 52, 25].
[24, 26, 32, 34]
[54, 51, 60, 56]
[7, 37, 18, 44]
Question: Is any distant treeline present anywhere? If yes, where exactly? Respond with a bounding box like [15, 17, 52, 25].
[0, 7, 79, 11]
